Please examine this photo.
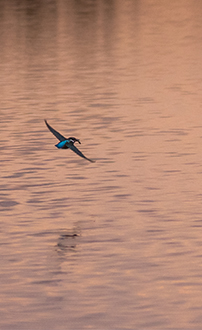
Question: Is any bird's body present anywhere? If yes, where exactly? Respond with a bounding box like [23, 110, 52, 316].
[45, 120, 95, 163]
[55, 139, 77, 149]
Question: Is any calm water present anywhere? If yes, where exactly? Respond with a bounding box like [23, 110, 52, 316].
[1, 0, 202, 329]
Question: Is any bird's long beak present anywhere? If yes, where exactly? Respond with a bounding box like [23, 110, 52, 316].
[77, 139, 81, 144]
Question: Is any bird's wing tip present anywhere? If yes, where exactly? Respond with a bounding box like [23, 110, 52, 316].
[44, 119, 49, 127]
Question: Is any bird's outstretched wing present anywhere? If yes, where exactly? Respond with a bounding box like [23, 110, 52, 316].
[69, 144, 95, 163]
[45, 120, 67, 141]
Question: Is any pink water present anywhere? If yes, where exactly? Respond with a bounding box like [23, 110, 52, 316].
[1, 0, 202, 329]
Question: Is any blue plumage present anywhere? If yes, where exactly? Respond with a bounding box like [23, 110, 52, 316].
[55, 140, 69, 149]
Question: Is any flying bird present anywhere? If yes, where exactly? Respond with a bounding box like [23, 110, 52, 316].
[44, 120, 95, 163]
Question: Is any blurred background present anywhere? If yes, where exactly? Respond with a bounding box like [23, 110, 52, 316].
[1, 0, 202, 329]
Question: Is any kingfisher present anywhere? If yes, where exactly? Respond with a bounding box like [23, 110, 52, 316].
[44, 120, 95, 163]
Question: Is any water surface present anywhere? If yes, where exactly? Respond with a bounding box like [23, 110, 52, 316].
[1, 0, 202, 329]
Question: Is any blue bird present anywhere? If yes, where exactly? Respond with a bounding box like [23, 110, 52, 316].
[45, 120, 95, 163]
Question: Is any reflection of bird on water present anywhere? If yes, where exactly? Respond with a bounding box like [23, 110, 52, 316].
[57, 229, 80, 252]
[45, 120, 95, 163]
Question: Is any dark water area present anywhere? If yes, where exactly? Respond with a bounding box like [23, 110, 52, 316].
[1, 0, 202, 329]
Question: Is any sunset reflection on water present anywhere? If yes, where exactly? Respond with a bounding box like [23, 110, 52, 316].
[1, 0, 202, 329]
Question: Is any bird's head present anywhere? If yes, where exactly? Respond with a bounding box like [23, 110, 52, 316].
[69, 137, 81, 144]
